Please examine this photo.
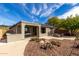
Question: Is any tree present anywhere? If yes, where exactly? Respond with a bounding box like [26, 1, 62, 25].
[61, 15, 79, 35]
[47, 15, 79, 36]
[47, 17, 62, 34]
[48, 17, 61, 27]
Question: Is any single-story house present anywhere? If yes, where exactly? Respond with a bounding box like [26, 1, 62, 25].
[6, 20, 53, 42]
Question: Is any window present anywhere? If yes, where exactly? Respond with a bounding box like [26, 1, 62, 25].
[41, 27, 46, 33]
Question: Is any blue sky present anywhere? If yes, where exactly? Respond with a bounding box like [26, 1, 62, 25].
[0, 3, 79, 25]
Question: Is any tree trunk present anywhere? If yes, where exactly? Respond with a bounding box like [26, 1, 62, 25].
[52, 28, 55, 34]
[69, 30, 75, 36]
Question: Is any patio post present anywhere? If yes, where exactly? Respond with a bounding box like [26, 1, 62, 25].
[21, 22, 25, 39]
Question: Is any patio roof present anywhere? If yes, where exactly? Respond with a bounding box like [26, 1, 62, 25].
[41, 24, 53, 28]
[9, 20, 41, 29]
[9, 20, 53, 29]
[21, 20, 40, 26]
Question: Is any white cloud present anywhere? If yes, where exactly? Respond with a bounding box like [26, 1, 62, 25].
[43, 3, 48, 9]
[58, 6, 79, 19]
[36, 6, 42, 15]
[40, 3, 64, 17]
[21, 3, 64, 19]
[31, 4, 37, 15]
[31, 15, 38, 22]
[22, 3, 38, 22]
[36, 4, 48, 16]
[40, 8, 53, 17]
[22, 5, 33, 19]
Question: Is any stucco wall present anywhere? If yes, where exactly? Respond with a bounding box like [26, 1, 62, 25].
[39, 27, 51, 37]
[6, 34, 23, 42]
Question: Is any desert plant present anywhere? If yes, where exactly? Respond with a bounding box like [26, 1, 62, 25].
[40, 43, 47, 50]
[50, 40, 61, 47]
[40, 42, 53, 50]
[40, 38, 45, 41]
[46, 43, 53, 49]
[39, 39, 53, 50]
[73, 40, 79, 48]
[30, 37, 40, 42]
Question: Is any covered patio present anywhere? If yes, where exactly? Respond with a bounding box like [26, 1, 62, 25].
[24, 25, 39, 37]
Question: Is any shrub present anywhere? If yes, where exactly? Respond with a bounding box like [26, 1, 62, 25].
[40, 39, 53, 50]
[50, 40, 61, 47]
[40, 38, 45, 41]
[30, 37, 40, 42]
[46, 43, 53, 49]
[40, 43, 47, 50]
[73, 40, 79, 49]
[40, 42, 53, 50]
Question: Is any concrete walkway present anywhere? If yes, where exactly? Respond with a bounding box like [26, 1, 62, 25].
[40, 36, 75, 40]
[0, 38, 30, 56]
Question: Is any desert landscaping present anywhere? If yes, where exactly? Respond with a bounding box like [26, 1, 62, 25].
[0, 3, 79, 56]
[24, 37, 79, 56]
[0, 36, 79, 56]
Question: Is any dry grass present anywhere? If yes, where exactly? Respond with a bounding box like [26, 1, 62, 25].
[24, 39, 79, 56]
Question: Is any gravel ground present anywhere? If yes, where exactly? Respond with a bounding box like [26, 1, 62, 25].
[24, 39, 79, 56]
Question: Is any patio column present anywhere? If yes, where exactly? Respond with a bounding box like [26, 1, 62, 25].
[37, 27, 39, 37]
[21, 22, 25, 39]
[38, 25, 41, 37]
[15, 26, 17, 34]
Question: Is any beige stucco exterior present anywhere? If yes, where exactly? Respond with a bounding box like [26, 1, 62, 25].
[39, 27, 50, 37]
[7, 34, 23, 42]
[6, 21, 52, 42]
